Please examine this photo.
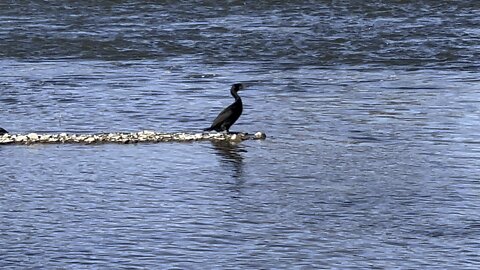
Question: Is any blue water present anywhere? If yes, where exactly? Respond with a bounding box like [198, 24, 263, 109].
[1, 1, 480, 269]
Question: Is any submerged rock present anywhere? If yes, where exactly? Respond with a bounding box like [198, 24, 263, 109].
[0, 131, 266, 145]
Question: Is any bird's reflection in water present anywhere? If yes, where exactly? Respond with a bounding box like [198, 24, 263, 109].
[210, 140, 246, 180]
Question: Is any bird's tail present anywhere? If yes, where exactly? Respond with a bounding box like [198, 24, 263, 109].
[203, 127, 213, 131]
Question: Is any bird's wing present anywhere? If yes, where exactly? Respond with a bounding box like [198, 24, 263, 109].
[210, 105, 234, 128]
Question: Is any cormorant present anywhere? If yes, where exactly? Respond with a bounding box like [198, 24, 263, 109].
[204, 83, 244, 133]
[0, 127, 8, 135]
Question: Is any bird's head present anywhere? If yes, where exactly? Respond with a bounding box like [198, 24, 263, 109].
[231, 83, 244, 92]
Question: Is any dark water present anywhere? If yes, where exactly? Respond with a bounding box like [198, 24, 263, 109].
[1, 1, 480, 269]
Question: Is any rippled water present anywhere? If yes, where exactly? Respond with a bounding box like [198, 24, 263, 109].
[1, 1, 480, 269]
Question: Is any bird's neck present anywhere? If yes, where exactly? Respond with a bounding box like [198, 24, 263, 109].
[231, 90, 241, 101]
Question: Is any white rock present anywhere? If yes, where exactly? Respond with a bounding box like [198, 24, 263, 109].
[0, 137, 13, 143]
[16, 135, 28, 142]
[255, 132, 266, 139]
[39, 135, 51, 141]
[140, 130, 156, 135]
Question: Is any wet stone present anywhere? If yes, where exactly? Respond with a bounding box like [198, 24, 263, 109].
[0, 131, 266, 145]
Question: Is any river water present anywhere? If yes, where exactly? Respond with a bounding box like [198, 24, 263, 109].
[1, 1, 479, 269]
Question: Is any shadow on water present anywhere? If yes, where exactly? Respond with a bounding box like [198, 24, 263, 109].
[210, 140, 246, 180]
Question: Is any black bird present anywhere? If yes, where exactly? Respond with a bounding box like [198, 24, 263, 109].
[0, 127, 8, 135]
[204, 83, 244, 133]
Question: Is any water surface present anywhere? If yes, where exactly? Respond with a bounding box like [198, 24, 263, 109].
[1, 1, 479, 269]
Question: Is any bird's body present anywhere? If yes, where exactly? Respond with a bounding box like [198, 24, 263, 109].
[0, 127, 8, 135]
[204, 83, 244, 133]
